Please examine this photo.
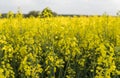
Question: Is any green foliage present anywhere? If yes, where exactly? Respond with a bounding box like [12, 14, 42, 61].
[27, 11, 40, 17]
[41, 7, 55, 17]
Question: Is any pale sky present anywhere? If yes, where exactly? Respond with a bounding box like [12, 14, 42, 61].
[0, 0, 120, 15]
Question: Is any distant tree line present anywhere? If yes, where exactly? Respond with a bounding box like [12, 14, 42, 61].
[0, 7, 120, 18]
[0, 7, 57, 18]
[26, 7, 57, 17]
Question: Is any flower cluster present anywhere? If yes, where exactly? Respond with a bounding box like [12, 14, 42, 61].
[0, 13, 120, 78]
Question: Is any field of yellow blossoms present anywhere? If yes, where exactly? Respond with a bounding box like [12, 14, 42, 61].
[0, 13, 120, 78]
